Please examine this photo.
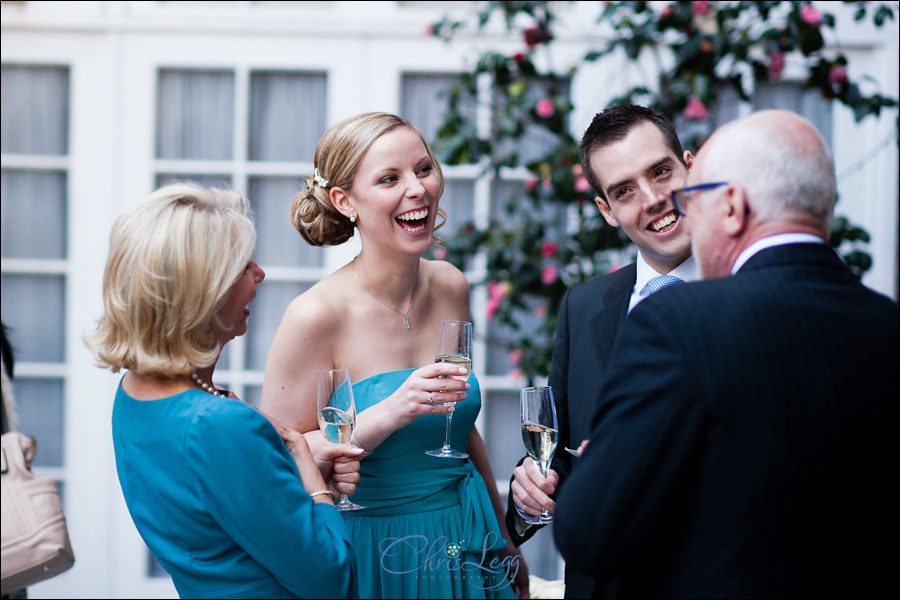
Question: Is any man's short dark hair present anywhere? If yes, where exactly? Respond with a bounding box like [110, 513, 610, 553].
[580, 104, 687, 202]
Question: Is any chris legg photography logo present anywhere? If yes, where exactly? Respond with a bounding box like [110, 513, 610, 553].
[379, 531, 519, 590]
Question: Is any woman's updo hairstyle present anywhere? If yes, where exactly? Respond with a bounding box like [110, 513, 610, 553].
[290, 112, 445, 247]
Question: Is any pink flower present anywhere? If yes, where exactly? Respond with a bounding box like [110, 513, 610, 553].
[533, 305, 547, 318]
[572, 164, 583, 176]
[509, 368, 524, 381]
[800, 5, 822, 27]
[424, 25, 434, 35]
[541, 241, 558, 257]
[508, 349, 522, 364]
[575, 176, 592, 193]
[683, 96, 709, 121]
[829, 65, 848, 87]
[487, 297, 501, 320]
[661, 5, 673, 19]
[525, 176, 539, 192]
[536, 98, 555, 119]
[433, 246, 447, 260]
[542, 177, 553, 191]
[488, 280, 512, 301]
[692, 1, 711, 16]
[768, 49, 785, 80]
[541, 265, 557, 285]
[609, 262, 622, 273]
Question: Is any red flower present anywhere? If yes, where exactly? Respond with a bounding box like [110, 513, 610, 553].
[541, 241, 558, 257]
[523, 25, 552, 48]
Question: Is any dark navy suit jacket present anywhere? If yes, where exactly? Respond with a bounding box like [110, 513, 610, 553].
[554, 243, 899, 598]
[507, 262, 636, 598]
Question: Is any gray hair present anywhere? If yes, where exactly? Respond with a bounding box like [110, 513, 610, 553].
[701, 110, 836, 229]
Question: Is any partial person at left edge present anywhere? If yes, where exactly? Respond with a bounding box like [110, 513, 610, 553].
[83, 183, 362, 599]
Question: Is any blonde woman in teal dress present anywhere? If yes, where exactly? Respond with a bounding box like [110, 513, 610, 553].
[84, 183, 360, 599]
[262, 112, 530, 599]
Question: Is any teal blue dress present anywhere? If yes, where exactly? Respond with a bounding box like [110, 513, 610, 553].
[112, 383, 357, 599]
[345, 369, 518, 599]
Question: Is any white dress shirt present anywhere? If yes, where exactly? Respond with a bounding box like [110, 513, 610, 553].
[731, 233, 825, 275]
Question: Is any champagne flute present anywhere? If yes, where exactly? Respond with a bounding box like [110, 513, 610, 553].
[520, 385, 558, 524]
[425, 320, 472, 459]
[316, 368, 365, 511]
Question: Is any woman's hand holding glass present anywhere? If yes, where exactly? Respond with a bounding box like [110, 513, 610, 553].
[316, 368, 366, 511]
[426, 320, 473, 458]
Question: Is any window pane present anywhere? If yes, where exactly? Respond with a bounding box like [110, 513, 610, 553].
[1, 170, 67, 259]
[755, 81, 832, 143]
[245, 281, 310, 371]
[248, 177, 324, 268]
[483, 389, 521, 485]
[157, 69, 234, 160]
[249, 71, 326, 162]
[0, 65, 69, 156]
[437, 179, 475, 242]
[401, 73, 475, 146]
[13, 378, 65, 467]
[1, 275, 65, 363]
[242, 385, 263, 410]
[155, 173, 234, 190]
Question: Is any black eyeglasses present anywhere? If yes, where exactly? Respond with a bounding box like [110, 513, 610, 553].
[671, 182, 728, 216]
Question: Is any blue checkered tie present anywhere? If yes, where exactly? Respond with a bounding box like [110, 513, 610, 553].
[643, 274, 685, 295]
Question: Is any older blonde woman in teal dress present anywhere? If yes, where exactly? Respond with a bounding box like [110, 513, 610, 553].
[262, 112, 529, 598]
[85, 183, 361, 599]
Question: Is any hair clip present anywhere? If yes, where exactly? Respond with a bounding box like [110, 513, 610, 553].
[313, 168, 329, 188]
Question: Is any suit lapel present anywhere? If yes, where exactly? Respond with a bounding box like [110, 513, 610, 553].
[589, 264, 635, 383]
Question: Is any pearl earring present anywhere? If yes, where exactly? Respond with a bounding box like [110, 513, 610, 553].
[349, 213, 356, 223]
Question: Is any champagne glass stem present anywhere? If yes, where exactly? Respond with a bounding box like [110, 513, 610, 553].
[441, 412, 454, 452]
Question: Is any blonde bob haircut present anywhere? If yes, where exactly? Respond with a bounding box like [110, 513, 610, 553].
[85, 183, 256, 377]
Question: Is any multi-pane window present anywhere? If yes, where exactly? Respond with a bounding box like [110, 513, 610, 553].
[1, 66, 70, 493]
[153, 67, 328, 409]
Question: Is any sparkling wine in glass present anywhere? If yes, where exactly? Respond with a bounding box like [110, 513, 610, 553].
[425, 320, 472, 459]
[316, 368, 365, 511]
[520, 385, 558, 524]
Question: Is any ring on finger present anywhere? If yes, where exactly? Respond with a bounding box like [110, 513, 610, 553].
[427, 392, 433, 404]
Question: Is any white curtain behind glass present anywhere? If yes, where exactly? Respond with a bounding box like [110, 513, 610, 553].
[249, 71, 325, 162]
[0, 65, 68, 468]
[157, 69, 234, 160]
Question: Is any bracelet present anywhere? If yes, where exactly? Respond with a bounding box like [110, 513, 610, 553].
[310, 489, 336, 501]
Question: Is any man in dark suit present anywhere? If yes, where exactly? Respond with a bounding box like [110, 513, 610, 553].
[506, 105, 697, 598]
[554, 108, 899, 597]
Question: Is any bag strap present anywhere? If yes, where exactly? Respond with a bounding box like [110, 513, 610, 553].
[1, 431, 37, 476]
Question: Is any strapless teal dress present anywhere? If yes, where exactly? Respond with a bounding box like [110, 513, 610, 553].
[344, 369, 518, 599]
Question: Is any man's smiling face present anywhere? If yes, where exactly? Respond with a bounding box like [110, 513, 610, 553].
[590, 121, 693, 273]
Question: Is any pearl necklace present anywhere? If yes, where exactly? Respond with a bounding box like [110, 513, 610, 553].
[191, 373, 223, 398]
[351, 256, 419, 330]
